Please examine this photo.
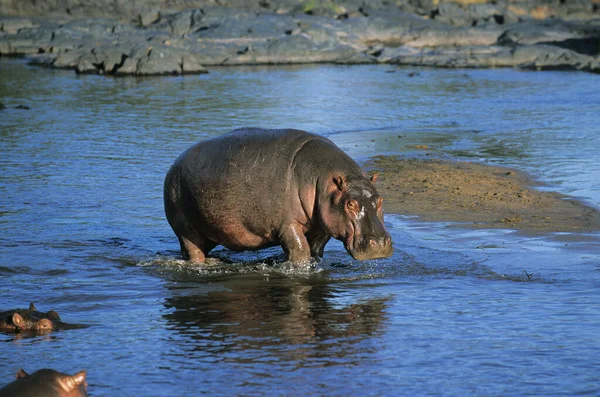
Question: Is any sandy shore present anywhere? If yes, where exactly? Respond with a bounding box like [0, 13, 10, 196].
[365, 155, 600, 233]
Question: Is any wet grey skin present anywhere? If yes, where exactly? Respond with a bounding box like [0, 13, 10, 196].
[164, 128, 393, 264]
[0, 369, 88, 397]
[0, 303, 86, 333]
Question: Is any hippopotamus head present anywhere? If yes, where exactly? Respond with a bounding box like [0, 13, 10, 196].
[0, 369, 88, 397]
[320, 174, 393, 260]
[0, 303, 84, 333]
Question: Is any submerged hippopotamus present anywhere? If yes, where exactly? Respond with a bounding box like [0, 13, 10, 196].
[0, 369, 87, 397]
[164, 128, 393, 264]
[0, 303, 84, 333]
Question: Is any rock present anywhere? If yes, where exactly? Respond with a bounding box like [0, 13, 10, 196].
[136, 48, 181, 75]
[180, 52, 207, 73]
[191, 12, 297, 40]
[1, 1, 599, 76]
[498, 20, 600, 57]
[155, 9, 196, 36]
[498, 21, 584, 47]
[0, 36, 12, 55]
[383, 44, 514, 68]
[337, 11, 435, 48]
[52, 48, 88, 68]
[25, 53, 57, 67]
[384, 42, 595, 72]
[467, 4, 504, 23]
[92, 47, 127, 73]
[433, 3, 471, 27]
[289, 1, 346, 18]
[138, 9, 160, 27]
[516, 44, 594, 71]
[115, 45, 208, 75]
[590, 57, 600, 74]
[405, 27, 502, 48]
[74, 51, 100, 74]
[0, 17, 38, 34]
[2, 26, 53, 54]
[115, 51, 140, 75]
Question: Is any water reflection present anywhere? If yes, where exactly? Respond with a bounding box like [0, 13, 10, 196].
[163, 276, 389, 365]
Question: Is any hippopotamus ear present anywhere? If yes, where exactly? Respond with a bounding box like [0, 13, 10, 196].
[370, 173, 378, 183]
[16, 369, 29, 379]
[12, 313, 26, 329]
[62, 370, 88, 392]
[73, 370, 87, 387]
[47, 310, 61, 321]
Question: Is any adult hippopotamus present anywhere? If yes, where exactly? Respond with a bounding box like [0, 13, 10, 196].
[0, 303, 84, 333]
[0, 369, 88, 397]
[164, 128, 393, 264]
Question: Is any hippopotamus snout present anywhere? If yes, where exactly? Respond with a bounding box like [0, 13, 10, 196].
[339, 181, 394, 261]
[367, 235, 392, 252]
[349, 229, 393, 261]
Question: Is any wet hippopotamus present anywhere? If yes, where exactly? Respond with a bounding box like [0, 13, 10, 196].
[0, 369, 87, 397]
[164, 128, 393, 264]
[0, 303, 83, 333]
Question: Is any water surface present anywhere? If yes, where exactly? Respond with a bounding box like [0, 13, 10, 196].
[1, 60, 599, 396]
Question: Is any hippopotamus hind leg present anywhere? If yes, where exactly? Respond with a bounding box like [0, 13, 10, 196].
[178, 233, 216, 262]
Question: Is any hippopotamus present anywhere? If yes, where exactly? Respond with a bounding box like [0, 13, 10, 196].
[0, 303, 84, 333]
[164, 128, 393, 264]
[0, 369, 87, 397]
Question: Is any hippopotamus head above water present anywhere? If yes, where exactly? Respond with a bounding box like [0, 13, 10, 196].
[319, 173, 392, 261]
[0, 368, 88, 397]
[0, 303, 84, 333]
[164, 128, 393, 264]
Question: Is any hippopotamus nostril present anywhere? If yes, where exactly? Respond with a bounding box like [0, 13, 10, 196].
[384, 236, 391, 246]
[369, 238, 377, 246]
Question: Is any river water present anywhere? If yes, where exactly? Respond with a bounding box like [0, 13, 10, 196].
[1, 59, 599, 396]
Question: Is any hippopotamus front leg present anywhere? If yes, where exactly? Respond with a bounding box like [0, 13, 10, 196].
[279, 223, 312, 263]
[306, 227, 331, 258]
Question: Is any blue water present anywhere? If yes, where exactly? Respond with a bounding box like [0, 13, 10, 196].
[1, 59, 599, 396]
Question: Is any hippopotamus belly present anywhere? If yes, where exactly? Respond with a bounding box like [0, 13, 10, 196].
[164, 128, 393, 264]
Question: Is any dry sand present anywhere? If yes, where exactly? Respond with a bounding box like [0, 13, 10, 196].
[365, 155, 600, 232]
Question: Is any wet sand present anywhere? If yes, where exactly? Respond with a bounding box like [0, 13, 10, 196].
[366, 155, 600, 233]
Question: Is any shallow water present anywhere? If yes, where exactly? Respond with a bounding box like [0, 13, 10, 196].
[1, 59, 599, 396]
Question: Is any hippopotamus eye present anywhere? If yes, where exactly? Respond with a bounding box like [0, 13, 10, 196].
[37, 319, 53, 330]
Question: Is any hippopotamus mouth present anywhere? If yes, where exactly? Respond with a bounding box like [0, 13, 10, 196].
[344, 218, 393, 261]
[345, 235, 393, 261]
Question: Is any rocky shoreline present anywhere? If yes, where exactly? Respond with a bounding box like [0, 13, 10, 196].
[1, 0, 599, 76]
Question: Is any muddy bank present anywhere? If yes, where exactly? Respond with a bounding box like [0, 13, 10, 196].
[1, 0, 599, 76]
[366, 155, 600, 232]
